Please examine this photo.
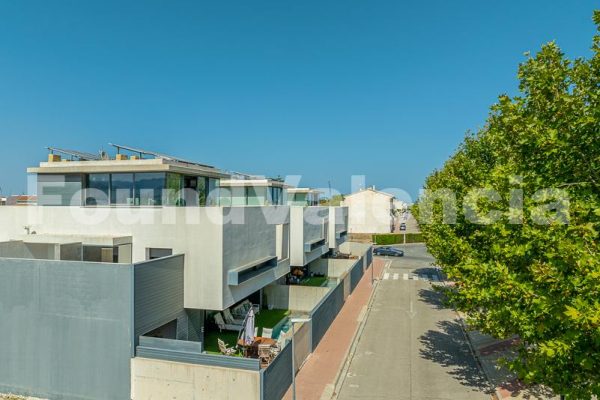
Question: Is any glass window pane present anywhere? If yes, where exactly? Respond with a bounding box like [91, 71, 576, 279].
[86, 174, 110, 206]
[38, 174, 83, 206]
[135, 173, 165, 206]
[231, 186, 246, 206]
[207, 178, 219, 206]
[197, 177, 207, 206]
[247, 186, 267, 206]
[164, 173, 183, 206]
[111, 173, 134, 205]
[219, 187, 232, 206]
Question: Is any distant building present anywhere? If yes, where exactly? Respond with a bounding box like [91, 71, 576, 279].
[0, 197, 6, 206]
[342, 187, 397, 234]
[6, 195, 37, 206]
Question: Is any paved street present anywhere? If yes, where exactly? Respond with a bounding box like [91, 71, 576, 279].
[337, 244, 491, 400]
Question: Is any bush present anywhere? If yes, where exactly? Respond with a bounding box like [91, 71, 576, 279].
[372, 233, 424, 245]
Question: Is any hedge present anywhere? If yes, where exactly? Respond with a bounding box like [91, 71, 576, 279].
[372, 233, 424, 245]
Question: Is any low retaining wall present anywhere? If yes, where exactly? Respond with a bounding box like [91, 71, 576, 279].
[132, 357, 261, 400]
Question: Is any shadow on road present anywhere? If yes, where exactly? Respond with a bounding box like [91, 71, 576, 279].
[418, 320, 492, 394]
[418, 287, 448, 310]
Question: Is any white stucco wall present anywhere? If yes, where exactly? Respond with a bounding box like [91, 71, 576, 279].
[289, 206, 329, 267]
[342, 190, 396, 234]
[328, 206, 348, 250]
[0, 206, 290, 311]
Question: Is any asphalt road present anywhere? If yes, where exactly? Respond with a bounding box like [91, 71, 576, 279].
[394, 211, 420, 234]
[337, 244, 491, 400]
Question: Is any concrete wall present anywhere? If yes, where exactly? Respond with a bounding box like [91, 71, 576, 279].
[131, 357, 261, 400]
[263, 284, 331, 313]
[222, 206, 290, 309]
[0, 206, 289, 311]
[291, 321, 311, 372]
[342, 190, 396, 234]
[310, 258, 356, 279]
[328, 206, 349, 250]
[290, 206, 329, 267]
[59, 242, 83, 261]
[0, 258, 134, 400]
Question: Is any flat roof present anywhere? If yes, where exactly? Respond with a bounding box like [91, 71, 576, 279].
[287, 188, 321, 194]
[13, 234, 132, 246]
[220, 179, 289, 188]
[28, 158, 229, 179]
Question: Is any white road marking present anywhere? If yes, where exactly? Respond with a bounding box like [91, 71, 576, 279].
[403, 273, 409, 280]
[412, 275, 419, 281]
[383, 273, 390, 280]
[393, 273, 399, 280]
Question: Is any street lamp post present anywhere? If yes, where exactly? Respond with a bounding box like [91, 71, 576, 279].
[290, 317, 311, 400]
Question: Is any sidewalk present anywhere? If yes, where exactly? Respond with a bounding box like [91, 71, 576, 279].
[283, 258, 385, 400]
[465, 329, 558, 400]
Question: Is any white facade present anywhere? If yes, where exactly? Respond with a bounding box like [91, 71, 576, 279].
[289, 206, 329, 267]
[0, 205, 290, 311]
[328, 206, 349, 251]
[342, 188, 397, 234]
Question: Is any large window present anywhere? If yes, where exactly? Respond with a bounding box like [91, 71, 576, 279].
[219, 187, 232, 206]
[38, 174, 83, 206]
[81, 171, 216, 207]
[135, 173, 165, 206]
[247, 186, 267, 206]
[110, 173, 135, 205]
[269, 187, 283, 205]
[164, 173, 183, 206]
[85, 174, 110, 206]
[206, 178, 220, 206]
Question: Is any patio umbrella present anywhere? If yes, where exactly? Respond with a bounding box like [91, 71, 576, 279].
[243, 308, 255, 345]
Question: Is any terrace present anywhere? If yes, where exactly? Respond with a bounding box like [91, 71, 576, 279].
[204, 308, 291, 355]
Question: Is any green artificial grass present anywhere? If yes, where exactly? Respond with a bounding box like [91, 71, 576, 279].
[299, 276, 328, 287]
[203, 309, 290, 355]
[203, 330, 241, 355]
[255, 309, 290, 329]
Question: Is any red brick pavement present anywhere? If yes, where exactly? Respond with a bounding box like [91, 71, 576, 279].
[283, 258, 386, 400]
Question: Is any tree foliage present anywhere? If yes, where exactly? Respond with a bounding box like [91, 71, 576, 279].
[414, 11, 600, 398]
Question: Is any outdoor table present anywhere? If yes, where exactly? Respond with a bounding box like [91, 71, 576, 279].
[238, 337, 277, 358]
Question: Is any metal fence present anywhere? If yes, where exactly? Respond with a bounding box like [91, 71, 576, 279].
[137, 336, 260, 371]
[309, 282, 345, 350]
[349, 258, 364, 293]
[261, 341, 293, 400]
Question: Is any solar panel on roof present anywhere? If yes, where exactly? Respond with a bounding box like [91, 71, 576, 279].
[108, 143, 214, 169]
[47, 147, 102, 161]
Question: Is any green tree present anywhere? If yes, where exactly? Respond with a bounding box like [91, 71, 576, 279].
[414, 11, 600, 398]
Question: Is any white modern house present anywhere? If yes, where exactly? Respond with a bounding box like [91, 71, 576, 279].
[0, 145, 370, 400]
[342, 187, 398, 234]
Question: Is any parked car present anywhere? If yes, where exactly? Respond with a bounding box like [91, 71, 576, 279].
[373, 247, 404, 257]
[399, 223, 407, 231]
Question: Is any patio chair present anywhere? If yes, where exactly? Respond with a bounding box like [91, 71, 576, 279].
[262, 328, 273, 339]
[258, 344, 272, 368]
[214, 313, 243, 332]
[232, 302, 251, 319]
[223, 308, 244, 325]
[242, 300, 260, 314]
[218, 339, 237, 356]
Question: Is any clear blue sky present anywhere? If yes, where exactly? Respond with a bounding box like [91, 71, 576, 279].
[0, 1, 597, 200]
